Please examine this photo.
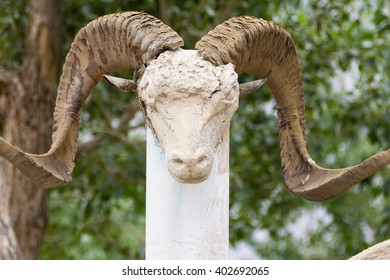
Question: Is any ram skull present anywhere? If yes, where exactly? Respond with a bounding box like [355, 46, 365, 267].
[0, 12, 389, 201]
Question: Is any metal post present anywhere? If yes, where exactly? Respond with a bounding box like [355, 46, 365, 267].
[145, 126, 229, 259]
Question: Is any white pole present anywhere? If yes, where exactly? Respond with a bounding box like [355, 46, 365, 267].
[145, 126, 230, 260]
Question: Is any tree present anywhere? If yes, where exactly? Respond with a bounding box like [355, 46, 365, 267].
[0, 0, 62, 259]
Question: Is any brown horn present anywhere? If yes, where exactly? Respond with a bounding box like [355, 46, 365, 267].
[195, 16, 390, 201]
[239, 78, 267, 97]
[104, 75, 137, 92]
[0, 11, 184, 189]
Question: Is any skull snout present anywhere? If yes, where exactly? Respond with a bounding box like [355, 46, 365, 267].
[167, 148, 213, 184]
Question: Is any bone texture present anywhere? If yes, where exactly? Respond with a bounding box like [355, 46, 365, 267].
[138, 49, 239, 183]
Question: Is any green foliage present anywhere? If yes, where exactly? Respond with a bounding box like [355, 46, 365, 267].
[1, 0, 389, 259]
[0, 0, 26, 67]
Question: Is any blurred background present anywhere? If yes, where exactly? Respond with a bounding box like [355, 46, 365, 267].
[0, 0, 389, 259]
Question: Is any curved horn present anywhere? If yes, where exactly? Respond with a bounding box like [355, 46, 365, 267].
[104, 75, 137, 92]
[239, 78, 267, 97]
[0, 11, 184, 189]
[195, 16, 390, 201]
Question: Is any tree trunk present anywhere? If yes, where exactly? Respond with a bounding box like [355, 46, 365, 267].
[0, 0, 62, 259]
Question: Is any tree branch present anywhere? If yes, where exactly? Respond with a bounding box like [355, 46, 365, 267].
[158, 0, 169, 25]
[0, 69, 25, 133]
[0, 69, 24, 92]
[215, 0, 235, 23]
[0, 214, 21, 259]
[76, 101, 142, 157]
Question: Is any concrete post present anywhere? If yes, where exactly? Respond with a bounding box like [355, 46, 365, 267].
[145, 127, 229, 259]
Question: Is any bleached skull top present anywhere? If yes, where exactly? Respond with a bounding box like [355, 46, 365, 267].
[138, 49, 239, 183]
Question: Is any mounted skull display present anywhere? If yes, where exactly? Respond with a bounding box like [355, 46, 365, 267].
[137, 49, 240, 183]
[0, 12, 389, 201]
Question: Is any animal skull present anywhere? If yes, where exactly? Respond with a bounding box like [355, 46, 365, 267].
[138, 49, 239, 183]
[0, 11, 388, 202]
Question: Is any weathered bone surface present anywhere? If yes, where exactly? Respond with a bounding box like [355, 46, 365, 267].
[138, 49, 239, 183]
